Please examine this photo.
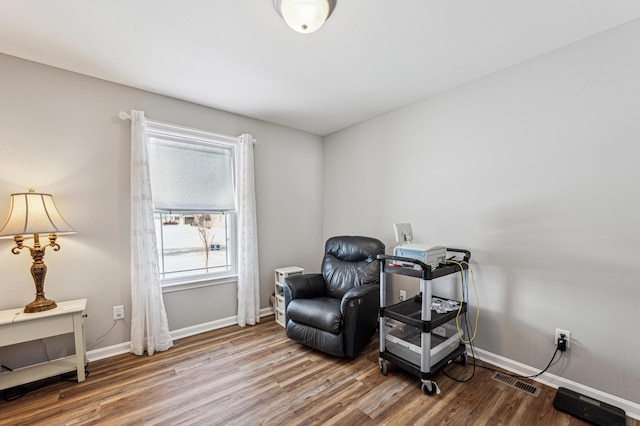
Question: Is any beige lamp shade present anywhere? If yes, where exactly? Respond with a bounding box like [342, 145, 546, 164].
[0, 191, 76, 238]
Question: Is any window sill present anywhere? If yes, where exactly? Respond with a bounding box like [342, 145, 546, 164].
[161, 273, 238, 293]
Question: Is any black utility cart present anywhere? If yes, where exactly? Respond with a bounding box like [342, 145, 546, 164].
[377, 249, 471, 395]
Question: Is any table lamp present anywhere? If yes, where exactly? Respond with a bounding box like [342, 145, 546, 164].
[0, 189, 76, 313]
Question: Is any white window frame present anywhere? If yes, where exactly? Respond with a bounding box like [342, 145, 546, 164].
[145, 121, 240, 289]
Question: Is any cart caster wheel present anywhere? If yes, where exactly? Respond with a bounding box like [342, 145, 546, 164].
[460, 352, 468, 366]
[421, 381, 441, 396]
[379, 360, 388, 376]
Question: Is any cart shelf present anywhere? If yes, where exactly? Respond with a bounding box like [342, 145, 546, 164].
[382, 298, 467, 331]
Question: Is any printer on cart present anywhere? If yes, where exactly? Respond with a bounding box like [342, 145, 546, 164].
[392, 244, 447, 270]
[392, 223, 446, 269]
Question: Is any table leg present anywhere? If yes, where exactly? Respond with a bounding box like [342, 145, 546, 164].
[73, 311, 86, 382]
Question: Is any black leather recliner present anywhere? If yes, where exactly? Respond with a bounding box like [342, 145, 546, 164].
[283, 236, 385, 358]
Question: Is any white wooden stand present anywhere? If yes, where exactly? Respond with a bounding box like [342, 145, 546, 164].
[0, 299, 88, 390]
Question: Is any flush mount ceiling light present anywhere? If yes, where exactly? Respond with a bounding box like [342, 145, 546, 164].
[274, 0, 337, 34]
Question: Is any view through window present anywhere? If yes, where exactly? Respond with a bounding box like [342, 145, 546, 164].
[155, 212, 234, 280]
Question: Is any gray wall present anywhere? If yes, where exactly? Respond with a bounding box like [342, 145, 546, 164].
[0, 54, 324, 364]
[323, 20, 640, 403]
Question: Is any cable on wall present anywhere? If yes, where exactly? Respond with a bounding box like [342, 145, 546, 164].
[444, 259, 480, 344]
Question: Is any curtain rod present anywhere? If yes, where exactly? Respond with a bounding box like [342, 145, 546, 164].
[118, 111, 256, 145]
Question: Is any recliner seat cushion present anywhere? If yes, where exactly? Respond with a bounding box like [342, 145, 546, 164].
[286, 321, 344, 357]
[286, 297, 342, 334]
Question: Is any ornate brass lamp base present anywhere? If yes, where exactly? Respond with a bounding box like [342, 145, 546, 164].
[24, 296, 57, 313]
[12, 233, 61, 314]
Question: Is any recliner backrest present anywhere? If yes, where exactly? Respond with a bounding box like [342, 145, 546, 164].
[321, 236, 385, 299]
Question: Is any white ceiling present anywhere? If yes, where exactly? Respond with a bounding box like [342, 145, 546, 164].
[1, 1, 640, 136]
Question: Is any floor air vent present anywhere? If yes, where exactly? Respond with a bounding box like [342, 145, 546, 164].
[491, 372, 542, 397]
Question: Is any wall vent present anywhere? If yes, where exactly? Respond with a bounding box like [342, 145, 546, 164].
[491, 372, 542, 397]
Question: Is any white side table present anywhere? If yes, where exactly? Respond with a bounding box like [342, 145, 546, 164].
[0, 299, 87, 390]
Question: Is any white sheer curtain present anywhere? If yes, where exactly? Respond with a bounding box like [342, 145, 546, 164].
[236, 134, 260, 327]
[130, 110, 173, 355]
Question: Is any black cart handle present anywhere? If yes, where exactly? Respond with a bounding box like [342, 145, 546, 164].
[377, 247, 471, 271]
[446, 248, 471, 263]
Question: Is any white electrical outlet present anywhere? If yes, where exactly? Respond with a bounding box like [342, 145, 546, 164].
[113, 305, 125, 320]
[399, 290, 407, 301]
[555, 328, 571, 348]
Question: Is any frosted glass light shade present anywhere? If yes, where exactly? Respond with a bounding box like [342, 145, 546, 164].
[275, 0, 336, 34]
[0, 191, 75, 237]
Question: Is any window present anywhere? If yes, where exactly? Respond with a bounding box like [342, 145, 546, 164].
[146, 122, 239, 283]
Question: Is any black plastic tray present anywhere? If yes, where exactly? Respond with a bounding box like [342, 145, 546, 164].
[381, 298, 467, 332]
[380, 343, 467, 379]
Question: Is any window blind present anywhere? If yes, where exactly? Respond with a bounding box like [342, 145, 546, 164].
[148, 135, 236, 213]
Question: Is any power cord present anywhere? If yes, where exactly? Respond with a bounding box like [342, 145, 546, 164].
[442, 328, 563, 384]
[473, 347, 563, 381]
[440, 259, 480, 383]
[442, 306, 477, 383]
[87, 319, 118, 349]
[2, 368, 90, 401]
[443, 259, 480, 344]
[2, 334, 95, 402]
[439, 260, 563, 385]
[521, 348, 562, 379]
[3, 379, 51, 402]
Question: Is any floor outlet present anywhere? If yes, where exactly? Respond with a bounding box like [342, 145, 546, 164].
[113, 305, 125, 321]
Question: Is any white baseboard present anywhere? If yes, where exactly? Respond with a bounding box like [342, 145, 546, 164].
[86, 307, 274, 362]
[87, 342, 131, 362]
[471, 347, 640, 420]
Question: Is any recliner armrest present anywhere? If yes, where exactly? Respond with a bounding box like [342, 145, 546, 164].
[283, 273, 326, 303]
[340, 284, 379, 314]
[340, 283, 380, 357]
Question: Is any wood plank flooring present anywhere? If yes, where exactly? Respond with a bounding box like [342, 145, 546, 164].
[0, 317, 635, 425]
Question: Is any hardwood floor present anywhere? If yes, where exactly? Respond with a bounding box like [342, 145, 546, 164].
[0, 317, 635, 426]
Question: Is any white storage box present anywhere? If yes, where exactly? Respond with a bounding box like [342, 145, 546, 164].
[275, 294, 285, 312]
[275, 266, 304, 284]
[385, 321, 462, 368]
